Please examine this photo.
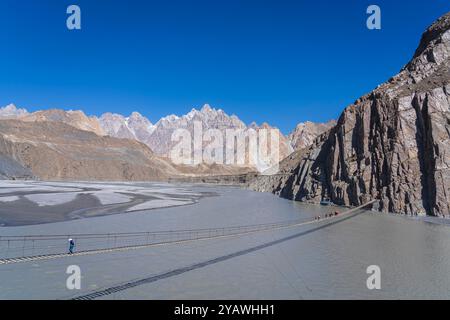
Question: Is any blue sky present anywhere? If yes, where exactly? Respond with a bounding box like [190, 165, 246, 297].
[0, 0, 448, 133]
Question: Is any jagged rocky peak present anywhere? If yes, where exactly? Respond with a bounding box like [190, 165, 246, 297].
[156, 103, 247, 130]
[127, 111, 154, 128]
[129, 111, 149, 122]
[197, 103, 222, 114]
[99, 112, 126, 122]
[99, 112, 137, 139]
[0, 104, 29, 118]
[406, 12, 450, 72]
[147, 103, 249, 155]
[155, 114, 180, 127]
[288, 120, 336, 150]
[126, 112, 156, 142]
[250, 11, 450, 217]
[360, 12, 450, 100]
[184, 104, 243, 126]
[246, 121, 277, 130]
[201, 103, 212, 112]
[19, 108, 105, 136]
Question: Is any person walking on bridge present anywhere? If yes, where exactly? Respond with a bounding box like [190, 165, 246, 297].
[68, 238, 75, 254]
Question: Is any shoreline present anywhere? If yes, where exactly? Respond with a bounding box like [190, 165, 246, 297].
[1, 179, 449, 228]
[0, 180, 216, 227]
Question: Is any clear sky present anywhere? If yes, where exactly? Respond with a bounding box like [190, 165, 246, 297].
[0, 0, 448, 133]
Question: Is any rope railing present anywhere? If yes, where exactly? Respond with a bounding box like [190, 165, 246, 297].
[0, 220, 303, 258]
[0, 200, 376, 264]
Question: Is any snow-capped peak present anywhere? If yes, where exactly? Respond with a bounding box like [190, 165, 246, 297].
[157, 114, 180, 125]
[201, 103, 212, 112]
[0, 103, 29, 118]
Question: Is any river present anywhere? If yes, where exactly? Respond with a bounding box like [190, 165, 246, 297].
[0, 182, 449, 299]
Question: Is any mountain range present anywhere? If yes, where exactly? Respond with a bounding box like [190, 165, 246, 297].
[0, 103, 332, 180]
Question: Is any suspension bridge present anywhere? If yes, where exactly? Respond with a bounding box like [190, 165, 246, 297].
[0, 200, 376, 266]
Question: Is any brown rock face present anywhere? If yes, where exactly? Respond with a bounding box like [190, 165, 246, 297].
[21, 109, 106, 136]
[0, 120, 178, 181]
[288, 120, 336, 150]
[250, 12, 450, 217]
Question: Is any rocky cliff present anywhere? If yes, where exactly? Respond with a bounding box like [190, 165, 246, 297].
[250, 12, 450, 217]
[0, 154, 34, 180]
[288, 120, 336, 150]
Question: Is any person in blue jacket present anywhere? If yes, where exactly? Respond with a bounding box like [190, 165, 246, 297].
[68, 238, 75, 254]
